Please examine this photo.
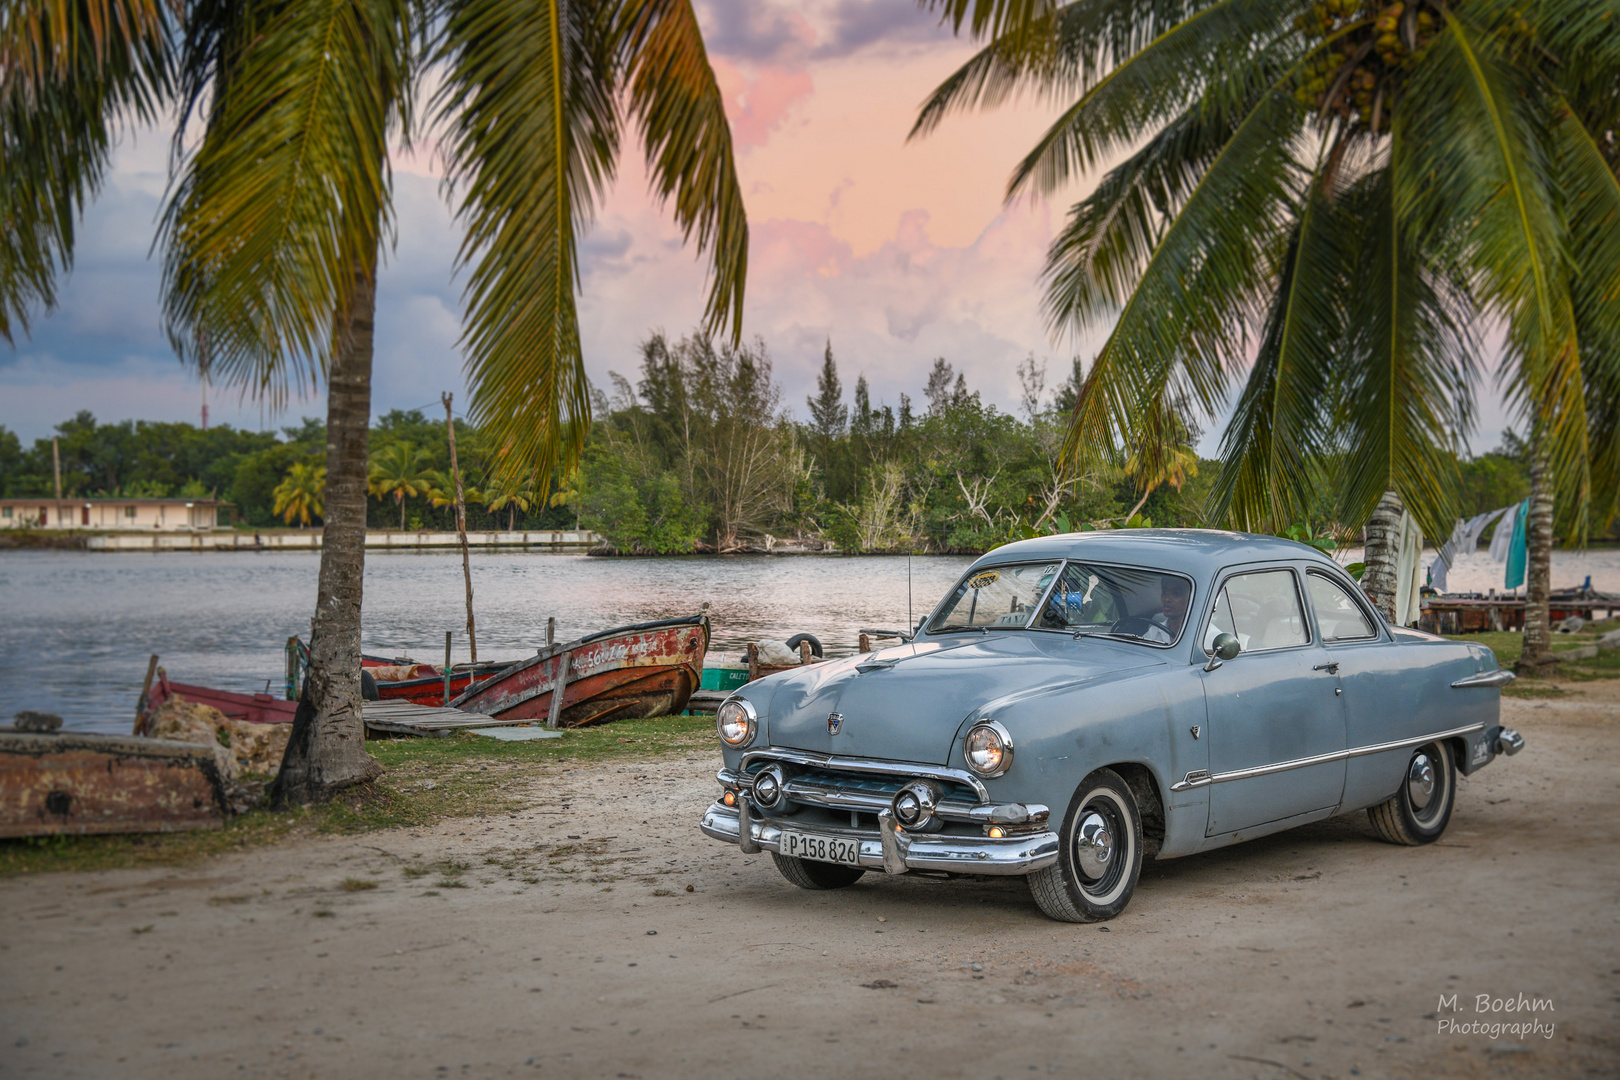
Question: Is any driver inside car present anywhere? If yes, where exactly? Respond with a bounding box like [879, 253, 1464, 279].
[1141, 575, 1191, 644]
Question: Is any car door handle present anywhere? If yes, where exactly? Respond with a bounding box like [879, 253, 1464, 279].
[1312, 662, 1340, 674]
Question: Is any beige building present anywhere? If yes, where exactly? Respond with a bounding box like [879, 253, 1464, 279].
[0, 497, 235, 531]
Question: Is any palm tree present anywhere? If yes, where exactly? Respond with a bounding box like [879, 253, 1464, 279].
[273, 462, 326, 526]
[916, 0, 1619, 662]
[485, 472, 536, 531]
[3, 0, 748, 801]
[368, 442, 435, 530]
[426, 468, 485, 519]
[1122, 403, 1200, 523]
[548, 468, 584, 530]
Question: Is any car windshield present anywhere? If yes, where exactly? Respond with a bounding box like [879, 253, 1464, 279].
[930, 562, 1061, 631]
[1034, 562, 1195, 647]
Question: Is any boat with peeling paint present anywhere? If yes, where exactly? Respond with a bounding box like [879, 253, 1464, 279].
[449, 612, 709, 727]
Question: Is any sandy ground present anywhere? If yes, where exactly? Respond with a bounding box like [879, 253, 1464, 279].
[2, 688, 1617, 1080]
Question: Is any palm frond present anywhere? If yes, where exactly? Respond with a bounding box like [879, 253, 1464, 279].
[0, 0, 167, 342]
[619, 0, 747, 341]
[159, 0, 413, 404]
[1005, 0, 1301, 200]
[1399, 12, 1586, 527]
[435, 0, 620, 493]
[1335, 155, 1475, 543]
[1211, 158, 1349, 532]
[1055, 82, 1305, 473]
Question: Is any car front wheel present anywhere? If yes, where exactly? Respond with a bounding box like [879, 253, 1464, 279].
[1368, 741, 1455, 845]
[1028, 768, 1143, 922]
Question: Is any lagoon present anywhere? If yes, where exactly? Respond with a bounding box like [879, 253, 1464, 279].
[4, 545, 1616, 734]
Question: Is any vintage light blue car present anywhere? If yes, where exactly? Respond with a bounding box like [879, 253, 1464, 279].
[700, 530, 1525, 921]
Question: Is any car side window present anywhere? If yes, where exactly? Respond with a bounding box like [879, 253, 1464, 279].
[1306, 572, 1377, 642]
[1205, 569, 1309, 652]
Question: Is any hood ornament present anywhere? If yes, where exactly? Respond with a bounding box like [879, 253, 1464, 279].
[826, 712, 844, 735]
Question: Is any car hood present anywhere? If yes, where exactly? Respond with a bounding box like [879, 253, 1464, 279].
[753, 633, 1165, 765]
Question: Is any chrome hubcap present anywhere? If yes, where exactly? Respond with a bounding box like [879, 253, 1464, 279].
[1075, 811, 1114, 879]
[1408, 753, 1436, 810]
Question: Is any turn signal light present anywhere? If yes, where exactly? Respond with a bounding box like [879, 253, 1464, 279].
[987, 825, 1006, 839]
[722, 790, 737, 807]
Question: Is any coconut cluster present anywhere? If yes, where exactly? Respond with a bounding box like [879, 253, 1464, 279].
[1292, 1, 1443, 131]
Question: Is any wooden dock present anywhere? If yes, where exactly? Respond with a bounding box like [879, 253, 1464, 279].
[362, 700, 541, 737]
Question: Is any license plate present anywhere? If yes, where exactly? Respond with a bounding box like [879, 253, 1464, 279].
[779, 830, 862, 866]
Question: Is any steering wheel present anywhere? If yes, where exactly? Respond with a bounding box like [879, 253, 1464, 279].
[1109, 616, 1157, 638]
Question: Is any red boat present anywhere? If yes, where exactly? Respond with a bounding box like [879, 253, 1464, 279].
[138, 669, 297, 730]
[360, 657, 512, 707]
[450, 613, 709, 728]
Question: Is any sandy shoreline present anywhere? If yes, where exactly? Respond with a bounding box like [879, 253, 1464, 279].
[2, 687, 1617, 1079]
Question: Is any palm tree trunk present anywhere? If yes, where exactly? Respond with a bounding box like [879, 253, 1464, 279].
[271, 259, 383, 806]
[399, 494, 405, 531]
[1517, 451, 1555, 673]
[1126, 484, 1156, 522]
[1361, 489, 1404, 622]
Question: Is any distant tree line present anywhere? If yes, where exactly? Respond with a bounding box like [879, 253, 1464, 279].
[0, 410, 579, 532]
[0, 342, 1555, 549]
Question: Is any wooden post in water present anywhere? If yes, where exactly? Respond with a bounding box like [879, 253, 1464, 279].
[442, 393, 477, 662]
[134, 654, 159, 734]
[547, 617, 555, 647]
[859, 633, 871, 653]
[444, 631, 453, 707]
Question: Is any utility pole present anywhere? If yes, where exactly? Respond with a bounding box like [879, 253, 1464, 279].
[51, 437, 63, 530]
[443, 392, 477, 662]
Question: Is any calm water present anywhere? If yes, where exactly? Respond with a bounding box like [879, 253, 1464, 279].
[3, 545, 1616, 734]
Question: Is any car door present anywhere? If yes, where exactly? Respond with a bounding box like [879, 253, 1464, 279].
[1200, 566, 1346, 836]
[1302, 568, 1418, 809]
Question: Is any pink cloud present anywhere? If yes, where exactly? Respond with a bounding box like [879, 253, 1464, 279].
[711, 58, 815, 148]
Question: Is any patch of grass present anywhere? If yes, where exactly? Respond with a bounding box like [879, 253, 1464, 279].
[0, 713, 719, 877]
[1504, 681, 1565, 698]
[401, 865, 431, 879]
[435, 879, 467, 889]
[340, 878, 379, 892]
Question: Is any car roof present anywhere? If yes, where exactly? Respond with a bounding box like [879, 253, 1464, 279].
[971, 528, 1342, 580]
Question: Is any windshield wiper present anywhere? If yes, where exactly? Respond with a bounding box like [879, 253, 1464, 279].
[1072, 629, 1139, 642]
[930, 624, 989, 635]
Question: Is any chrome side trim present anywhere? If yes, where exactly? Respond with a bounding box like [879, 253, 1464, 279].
[699, 803, 1059, 876]
[1169, 722, 1487, 791]
[738, 748, 991, 802]
[1451, 669, 1516, 689]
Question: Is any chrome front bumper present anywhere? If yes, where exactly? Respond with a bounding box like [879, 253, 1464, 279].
[699, 800, 1059, 876]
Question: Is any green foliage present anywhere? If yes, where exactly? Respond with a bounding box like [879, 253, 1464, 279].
[919, 0, 1620, 547]
[579, 437, 702, 554]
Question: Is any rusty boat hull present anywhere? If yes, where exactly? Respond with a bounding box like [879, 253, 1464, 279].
[140, 672, 297, 728]
[369, 664, 510, 707]
[450, 615, 709, 727]
[0, 731, 227, 838]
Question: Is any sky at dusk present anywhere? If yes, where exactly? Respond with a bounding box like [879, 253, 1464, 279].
[0, 0, 1517, 454]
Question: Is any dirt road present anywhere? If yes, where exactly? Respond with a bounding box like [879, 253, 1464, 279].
[3, 688, 1617, 1080]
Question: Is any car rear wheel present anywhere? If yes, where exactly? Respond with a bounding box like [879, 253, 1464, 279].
[1368, 741, 1455, 845]
[1028, 768, 1143, 922]
[770, 852, 866, 890]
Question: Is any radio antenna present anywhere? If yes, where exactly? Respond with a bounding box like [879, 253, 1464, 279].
[908, 556, 913, 628]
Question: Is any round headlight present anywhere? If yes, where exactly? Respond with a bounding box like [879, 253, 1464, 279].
[963, 720, 1013, 777]
[717, 698, 757, 747]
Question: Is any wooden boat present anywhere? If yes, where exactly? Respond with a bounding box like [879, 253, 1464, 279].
[362, 659, 511, 707]
[450, 613, 710, 727]
[0, 729, 227, 837]
[138, 668, 297, 730]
